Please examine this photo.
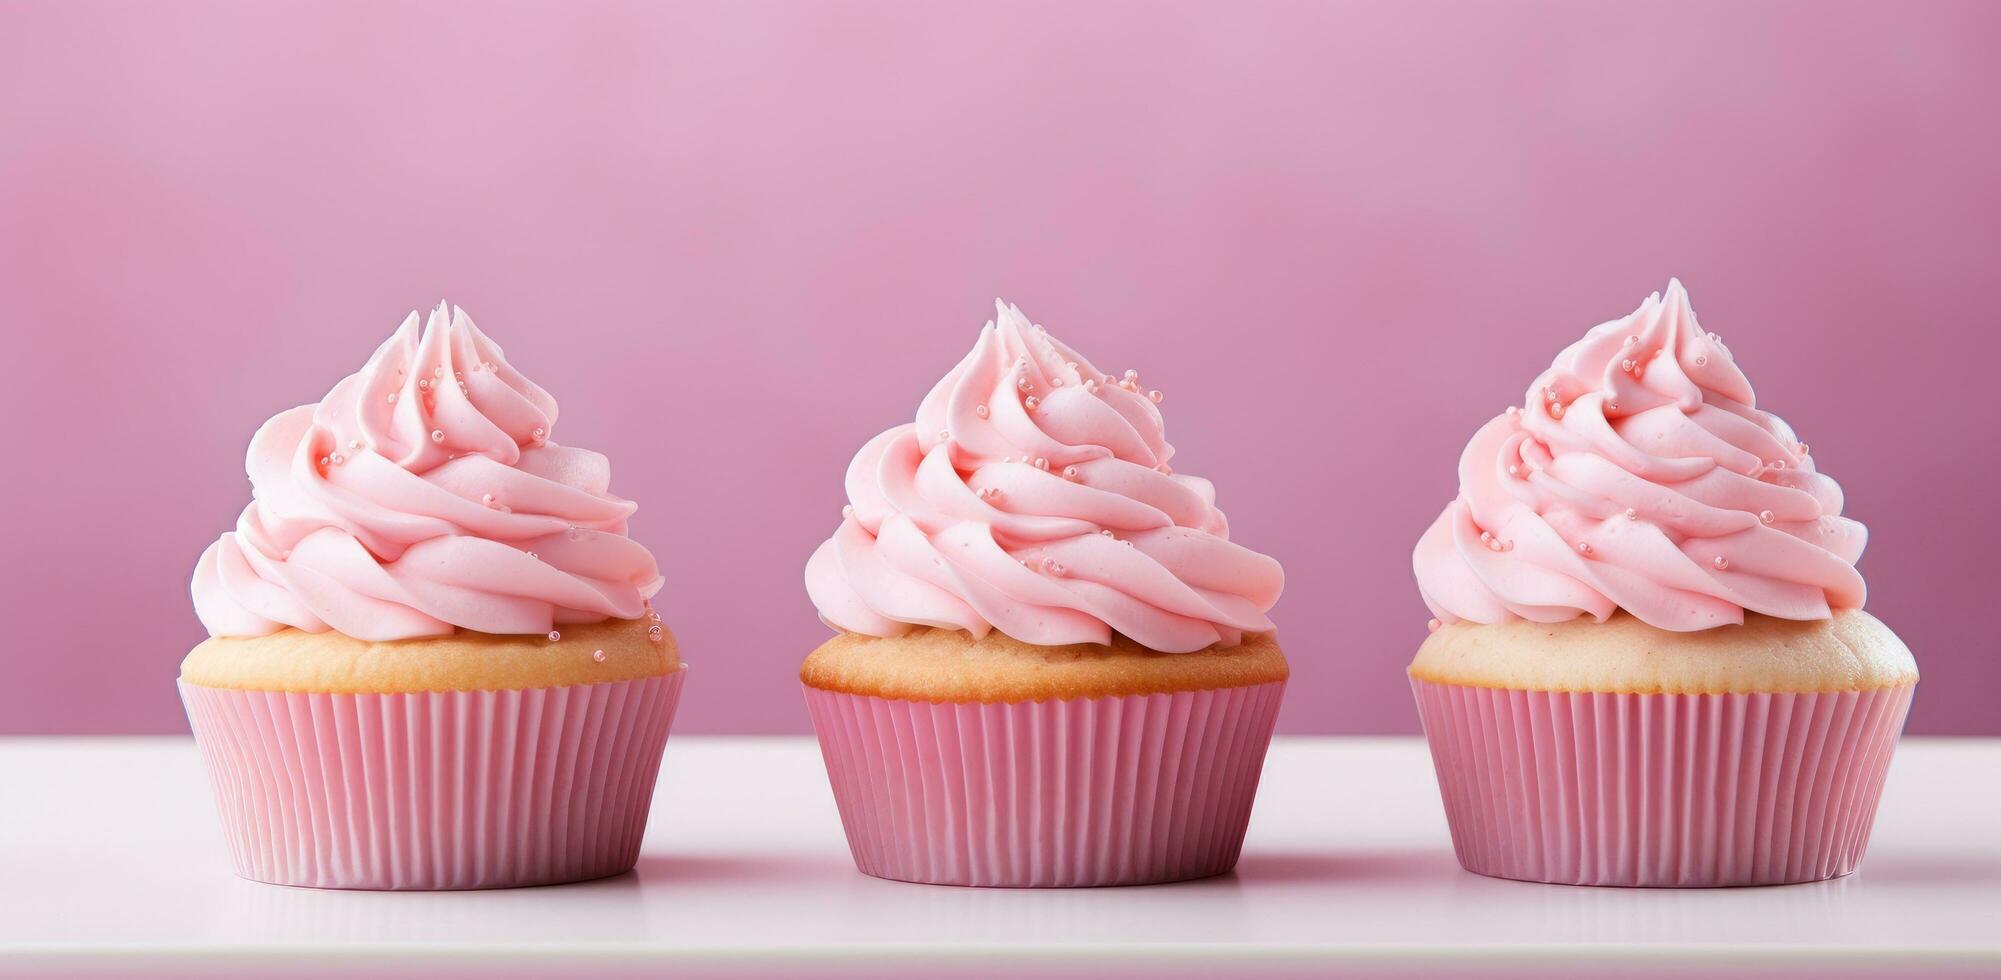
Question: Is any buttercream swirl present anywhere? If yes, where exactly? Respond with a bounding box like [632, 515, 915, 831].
[192, 303, 662, 640]
[805, 300, 1283, 653]
[1414, 279, 1866, 632]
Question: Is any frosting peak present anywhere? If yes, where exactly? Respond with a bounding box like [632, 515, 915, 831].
[806, 300, 1283, 653]
[193, 303, 662, 640]
[1414, 279, 1866, 632]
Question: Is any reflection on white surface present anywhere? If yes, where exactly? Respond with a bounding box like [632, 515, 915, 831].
[2, 736, 1998, 972]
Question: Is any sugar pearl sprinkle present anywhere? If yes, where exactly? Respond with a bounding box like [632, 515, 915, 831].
[1576, 541, 1593, 556]
[1427, 618, 1442, 633]
[592, 649, 606, 663]
[1759, 509, 1776, 524]
[648, 625, 664, 643]
[547, 631, 561, 642]
[430, 429, 445, 443]
[1713, 556, 1730, 570]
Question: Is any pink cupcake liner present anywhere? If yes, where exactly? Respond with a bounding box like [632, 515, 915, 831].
[803, 681, 1285, 887]
[179, 669, 683, 890]
[1410, 678, 1914, 887]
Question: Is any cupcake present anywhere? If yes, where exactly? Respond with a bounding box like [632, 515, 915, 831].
[1411, 280, 1916, 887]
[181, 302, 683, 890]
[803, 300, 1287, 887]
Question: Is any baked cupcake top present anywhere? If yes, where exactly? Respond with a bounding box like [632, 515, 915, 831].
[192, 302, 662, 641]
[805, 300, 1283, 653]
[1414, 280, 1866, 632]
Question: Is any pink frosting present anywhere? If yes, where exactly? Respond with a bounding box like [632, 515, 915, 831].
[805, 300, 1283, 653]
[192, 303, 662, 640]
[1414, 280, 1866, 632]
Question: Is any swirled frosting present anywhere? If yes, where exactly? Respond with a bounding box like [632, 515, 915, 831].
[192, 303, 662, 640]
[1414, 279, 1866, 632]
[805, 300, 1283, 653]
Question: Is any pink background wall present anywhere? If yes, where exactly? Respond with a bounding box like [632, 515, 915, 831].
[3, 1, 1996, 735]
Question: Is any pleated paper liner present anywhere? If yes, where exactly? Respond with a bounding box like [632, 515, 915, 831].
[179, 669, 683, 890]
[1410, 678, 1914, 887]
[804, 680, 1285, 887]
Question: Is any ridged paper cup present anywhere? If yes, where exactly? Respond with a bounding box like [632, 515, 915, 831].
[1410, 678, 1913, 887]
[803, 681, 1285, 887]
[179, 670, 683, 890]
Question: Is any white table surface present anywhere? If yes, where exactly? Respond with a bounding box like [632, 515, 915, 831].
[3, 735, 1997, 978]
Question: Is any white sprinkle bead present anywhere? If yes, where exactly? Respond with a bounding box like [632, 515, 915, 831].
[1083, 379, 1099, 393]
[1624, 335, 1638, 347]
[1626, 508, 1639, 520]
[386, 391, 398, 404]
[1507, 464, 1520, 477]
[1063, 466, 1080, 480]
[531, 426, 546, 443]
[1769, 459, 1788, 470]
[1760, 509, 1776, 524]
[1713, 556, 1730, 570]
[648, 625, 664, 643]
[319, 455, 330, 467]
[1050, 377, 1064, 387]
[592, 649, 606, 662]
[1694, 354, 1708, 366]
[938, 429, 951, 442]
[1577, 541, 1593, 556]
[1427, 618, 1442, 633]
[431, 429, 445, 443]
[330, 452, 345, 465]
[482, 493, 497, 507]
[1148, 390, 1162, 404]
[349, 439, 362, 451]
[1033, 457, 1049, 470]
[974, 404, 989, 418]
[547, 631, 561, 642]
[1024, 395, 1040, 410]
